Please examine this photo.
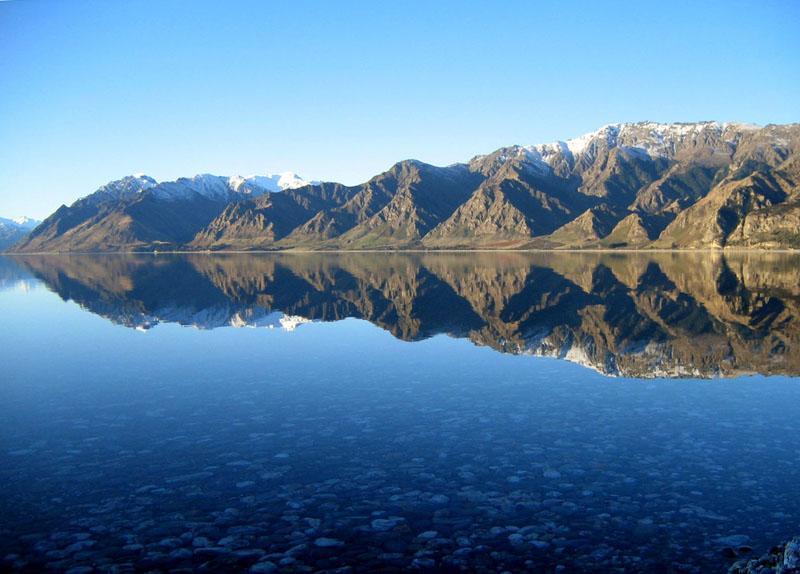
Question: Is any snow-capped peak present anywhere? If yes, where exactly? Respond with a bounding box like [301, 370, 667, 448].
[78, 174, 158, 207]
[522, 121, 762, 165]
[0, 216, 41, 230]
[75, 171, 318, 206]
[228, 172, 316, 194]
[11, 216, 40, 228]
[564, 124, 621, 155]
[146, 174, 231, 201]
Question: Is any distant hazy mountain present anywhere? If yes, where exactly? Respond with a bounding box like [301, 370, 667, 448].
[10, 122, 800, 252]
[0, 216, 41, 251]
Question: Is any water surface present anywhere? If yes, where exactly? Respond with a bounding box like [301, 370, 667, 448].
[1, 252, 799, 573]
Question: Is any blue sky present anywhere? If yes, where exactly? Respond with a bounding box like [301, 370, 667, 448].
[1, 0, 798, 219]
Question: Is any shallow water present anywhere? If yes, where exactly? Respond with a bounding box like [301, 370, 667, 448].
[1, 253, 799, 573]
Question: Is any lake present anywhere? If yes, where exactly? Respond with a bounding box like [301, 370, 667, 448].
[1, 252, 799, 573]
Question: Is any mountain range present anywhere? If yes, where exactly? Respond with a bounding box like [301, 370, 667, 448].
[8, 122, 800, 252]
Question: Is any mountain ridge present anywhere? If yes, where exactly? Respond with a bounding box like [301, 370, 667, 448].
[9, 121, 800, 252]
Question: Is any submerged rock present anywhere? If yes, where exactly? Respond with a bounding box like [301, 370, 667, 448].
[729, 536, 800, 574]
[249, 561, 278, 573]
[371, 518, 404, 532]
[314, 537, 344, 548]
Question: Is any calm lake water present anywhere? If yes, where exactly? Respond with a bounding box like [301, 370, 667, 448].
[1, 252, 799, 573]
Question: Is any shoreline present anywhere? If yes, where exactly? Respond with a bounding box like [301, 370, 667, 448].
[5, 247, 800, 256]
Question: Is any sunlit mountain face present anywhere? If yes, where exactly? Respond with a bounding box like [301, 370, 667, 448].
[9, 251, 800, 378]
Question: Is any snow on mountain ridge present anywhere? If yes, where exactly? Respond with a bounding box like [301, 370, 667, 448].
[227, 172, 316, 194]
[149, 174, 233, 201]
[78, 174, 159, 207]
[11, 216, 39, 228]
[516, 121, 765, 169]
[0, 216, 41, 230]
[76, 171, 316, 206]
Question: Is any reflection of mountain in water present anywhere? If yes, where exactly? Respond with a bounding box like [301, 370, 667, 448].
[0, 256, 38, 293]
[8, 252, 800, 378]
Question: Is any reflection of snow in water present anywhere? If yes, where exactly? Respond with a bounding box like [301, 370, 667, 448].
[131, 308, 313, 333]
[230, 311, 311, 332]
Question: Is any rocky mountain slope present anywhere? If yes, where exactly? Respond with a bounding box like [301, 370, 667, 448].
[9, 122, 800, 252]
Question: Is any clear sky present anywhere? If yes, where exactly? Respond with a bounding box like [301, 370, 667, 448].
[1, 0, 799, 219]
